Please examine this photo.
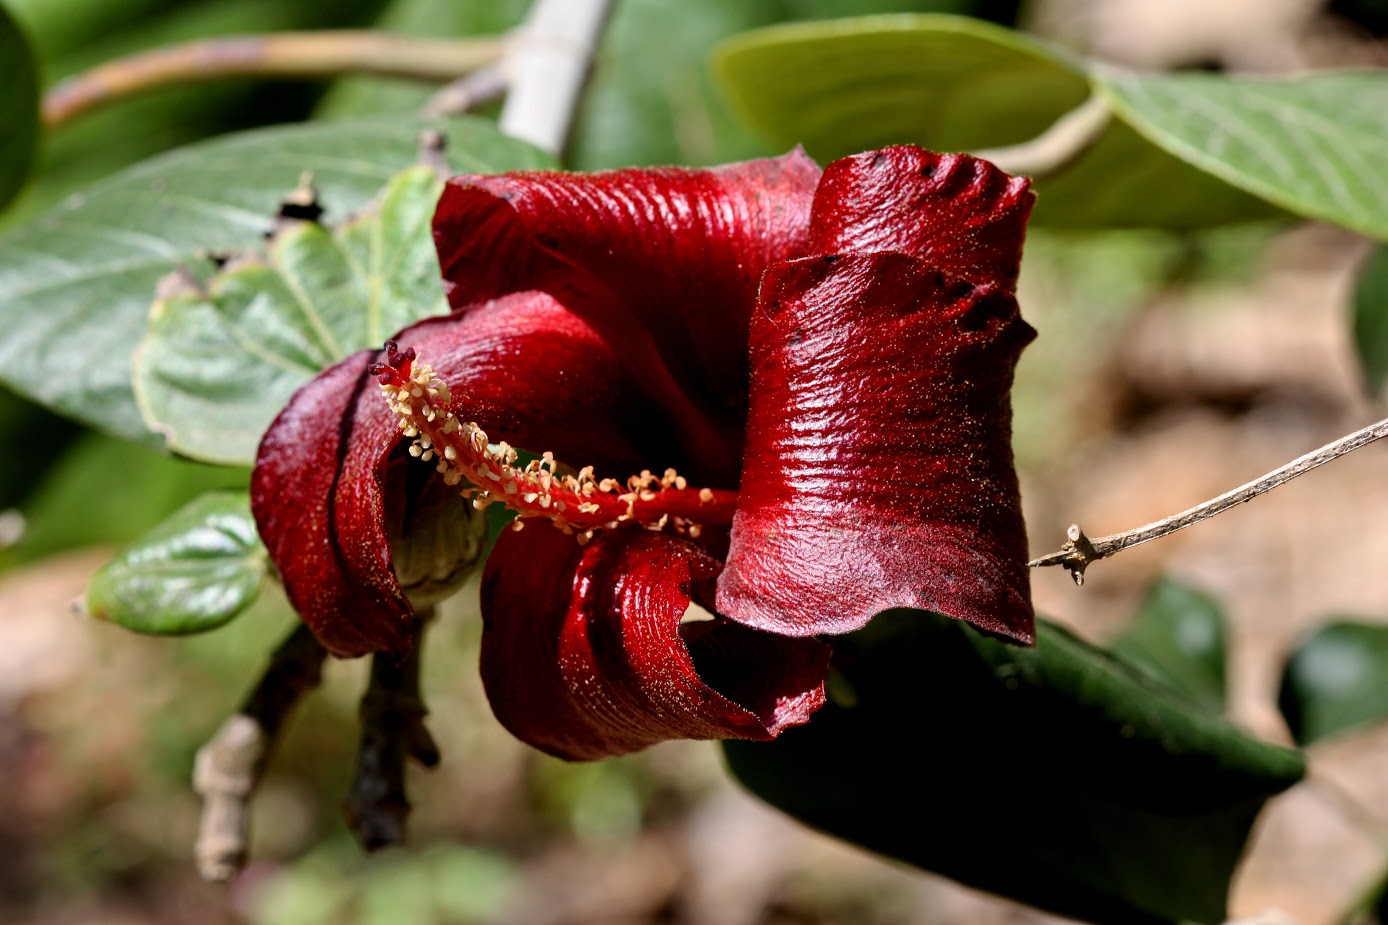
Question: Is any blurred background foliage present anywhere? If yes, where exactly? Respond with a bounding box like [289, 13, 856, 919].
[4, 0, 1388, 923]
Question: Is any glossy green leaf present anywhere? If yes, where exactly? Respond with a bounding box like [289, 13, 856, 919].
[1111, 577, 1228, 713]
[714, 15, 1091, 161]
[133, 164, 449, 465]
[0, 1, 40, 210]
[86, 491, 265, 635]
[725, 610, 1304, 925]
[1351, 244, 1388, 395]
[782, 0, 1021, 19]
[1097, 69, 1388, 241]
[0, 116, 553, 447]
[1279, 619, 1388, 745]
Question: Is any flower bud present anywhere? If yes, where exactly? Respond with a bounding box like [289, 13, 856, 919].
[381, 448, 486, 608]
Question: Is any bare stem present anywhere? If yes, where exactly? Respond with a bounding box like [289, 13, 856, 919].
[972, 93, 1111, 180]
[342, 615, 439, 852]
[1031, 416, 1388, 585]
[193, 623, 327, 882]
[423, 65, 508, 117]
[43, 30, 503, 127]
[497, 0, 615, 156]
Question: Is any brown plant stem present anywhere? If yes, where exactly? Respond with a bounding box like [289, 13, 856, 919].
[1031, 416, 1388, 585]
[43, 31, 503, 128]
[193, 623, 327, 882]
[342, 615, 439, 852]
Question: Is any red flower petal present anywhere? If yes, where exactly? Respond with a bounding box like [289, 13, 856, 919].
[808, 147, 1033, 292]
[253, 292, 662, 658]
[432, 149, 822, 482]
[480, 522, 829, 761]
[253, 350, 411, 656]
[717, 252, 1036, 644]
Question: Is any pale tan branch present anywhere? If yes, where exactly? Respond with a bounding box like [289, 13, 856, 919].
[972, 93, 1111, 180]
[1031, 416, 1388, 585]
[43, 31, 503, 127]
[497, 0, 614, 155]
[193, 623, 326, 881]
[423, 65, 508, 116]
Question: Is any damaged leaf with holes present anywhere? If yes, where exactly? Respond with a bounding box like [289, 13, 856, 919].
[133, 163, 455, 466]
[0, 117, 552, 446]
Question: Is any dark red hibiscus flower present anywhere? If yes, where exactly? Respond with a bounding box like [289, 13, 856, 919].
[251, 145, 1037, 761]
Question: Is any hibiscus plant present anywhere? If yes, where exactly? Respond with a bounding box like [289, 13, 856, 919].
[2, 2, 1388, 924]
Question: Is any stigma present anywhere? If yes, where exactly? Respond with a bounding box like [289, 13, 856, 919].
[368, 342, 737, 544]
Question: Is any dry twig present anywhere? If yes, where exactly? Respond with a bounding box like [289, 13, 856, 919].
[43, 31, 501, 127]
[193, 623, 327, 881]
[1031, 416, 1388, 584]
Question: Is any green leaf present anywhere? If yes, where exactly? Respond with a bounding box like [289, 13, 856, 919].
[714, 15, 1091, 161]
[0, 116, 554, 447]
[577, 1, 1032, 169]
[1111, 577, 1228, 713]
[725, 610, 1304, 925]
[86, 490, 266, 634]
[710, 16, 1289, 230]
[1097, 69, 1388, 242]
[0, 1, 40, 210]
[1351, 243, 1388, 395]
[1279, 619, 1388, 745]
[133, 164, 449, 464]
